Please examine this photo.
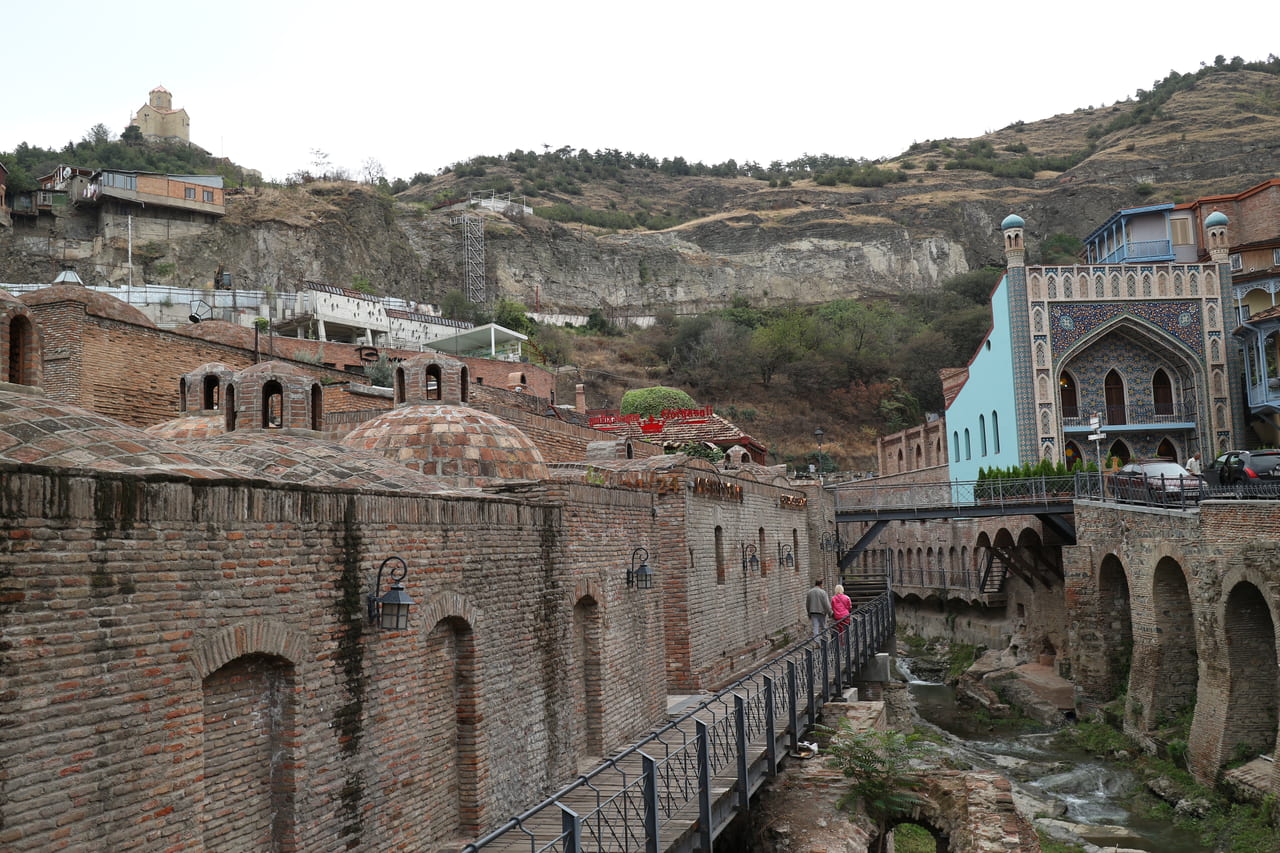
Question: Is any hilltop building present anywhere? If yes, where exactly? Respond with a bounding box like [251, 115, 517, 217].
[130, 84, 190, 143]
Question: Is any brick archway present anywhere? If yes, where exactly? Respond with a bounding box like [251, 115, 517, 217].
[1133, 556, 1197, 731]
[189, 620, 310, 680]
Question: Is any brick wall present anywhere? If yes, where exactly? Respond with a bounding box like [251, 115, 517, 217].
[0, 467, 673, 850]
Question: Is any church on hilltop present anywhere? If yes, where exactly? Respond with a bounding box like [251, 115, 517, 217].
[130, 85, 190, 143]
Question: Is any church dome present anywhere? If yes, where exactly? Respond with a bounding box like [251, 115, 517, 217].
[20, 285, 156, 328]
[340, 404, 548, 488]
[1204, 211, 1229, 227]
[1001, 213, 1025, 230]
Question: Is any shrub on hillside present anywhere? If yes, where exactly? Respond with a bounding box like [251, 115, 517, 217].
[621, 386, 697, 417]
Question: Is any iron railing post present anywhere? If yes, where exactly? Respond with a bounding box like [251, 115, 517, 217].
[641, 752, 659, 853]
[559, 803, 581, 853]
[833, 628, 843, 691]
[764, 676, 778, 776]
[805, 648, 817, 730]
[696, 719, 713, 853]
[820, 635, 831, 702]
[786, 660, 799, 754]
[735, 693, 749, 813]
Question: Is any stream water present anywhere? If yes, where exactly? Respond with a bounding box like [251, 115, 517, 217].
[898, 659, 1205, 853]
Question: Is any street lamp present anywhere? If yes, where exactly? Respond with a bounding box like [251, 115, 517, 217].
[367, 556, 415, 631]
[814, 428, 826, 481]
[627, 547, 654, 590]
[742, 543, 759, 573]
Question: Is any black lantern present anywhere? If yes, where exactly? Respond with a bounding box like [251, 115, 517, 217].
[627, 547, 654, 590]
[368, 556, 415, 630]
[778, 543, 794, 569]
[820, 531, 844, 553]
[742, 543, 759, 573]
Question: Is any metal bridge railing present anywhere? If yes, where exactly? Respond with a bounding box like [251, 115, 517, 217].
[833, 476, 1076, 514]
[459, 591, 894, 853]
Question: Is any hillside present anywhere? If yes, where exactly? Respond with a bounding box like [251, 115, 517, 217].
[4, 62, 1280, 470]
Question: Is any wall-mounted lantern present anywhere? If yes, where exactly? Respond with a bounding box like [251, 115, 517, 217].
[777, 543, 795, 569]
[627, 547, 654, 590]
[367, 556, 415, 630]
[819, 532, 844, 553]
[742, 543, 759, 573]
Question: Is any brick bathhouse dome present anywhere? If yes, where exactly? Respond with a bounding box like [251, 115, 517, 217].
[0, 387, 242, 478]
[340, 352, 547, 488]
[193, 431, 453, 493]
[340, 405, 548, 488]
[20, 285, 156, 328]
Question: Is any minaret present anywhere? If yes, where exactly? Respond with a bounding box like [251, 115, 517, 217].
[1204, 210, 1230, 263]
[1001, 213, 1037, 463]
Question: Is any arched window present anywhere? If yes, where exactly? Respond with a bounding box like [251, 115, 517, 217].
[979, 414, 988, 456]
[1152, 368, 1173, 416]
[914, 444, 923, 468]
[758, 527, 768, 576]
[460, 365, 470, 403]
[394, 367, 407, 405]
[1104, 370, 1127, 425]
[992, 411, 1000, 454]
[262, 380, 283, 429]
[6, 314, 34, 386]
[1059, 372, 1079, 419]
[426, 364, 443, 401]
[179, 377, 188, 413]
[225, 385, 238, 431]
[964, 429, 971, 460]
[203, 375, 221, 410]
[1108, 439, 1132, 465]
[715, 526, 725, 585]
[953, 431, 960, 460]
[1064, 440, 1083, 470]
[310, 383, 323, 431]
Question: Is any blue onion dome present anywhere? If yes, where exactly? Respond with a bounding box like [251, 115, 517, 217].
[1204, 211, 1229, 227]
[1001, 213, 1025, 230]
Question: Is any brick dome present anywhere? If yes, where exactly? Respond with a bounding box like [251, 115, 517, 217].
[0, 387, 243, 478]
[340, 404, 548, 488]
[190, 432, 453, 492]
[145, 413, 226, 440]
[20, 285, 156, 328]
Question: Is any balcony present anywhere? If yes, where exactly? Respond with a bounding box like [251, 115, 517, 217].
[1061, 403, 1194, 430]
[1092, 239, 1173, 265]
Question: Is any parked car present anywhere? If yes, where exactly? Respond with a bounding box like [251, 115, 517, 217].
[1110, 459, 1208, 504]
[1206, 449, 1280, 495]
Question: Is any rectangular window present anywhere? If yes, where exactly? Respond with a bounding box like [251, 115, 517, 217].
[1273, 248, 1280, 267]
[184, 187, 196, 200]
[1230, 253, 1243, 271]
[203, 190, 214, 203]
[1170, 218, 1192, 245]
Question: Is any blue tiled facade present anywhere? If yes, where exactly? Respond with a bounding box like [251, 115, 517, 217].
[945, 215, 1242, 481]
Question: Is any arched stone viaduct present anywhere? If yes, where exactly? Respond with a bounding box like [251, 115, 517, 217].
[1067, 498, 1280, 790]
[857, 494, 1280, 792]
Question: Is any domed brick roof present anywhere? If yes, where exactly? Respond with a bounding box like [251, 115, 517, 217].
[144, 413, 227, 440]
[340, 404, 548, 488]
[191, 432, 453, 492]
[235, 360, 317, 380]
[20, 285, 156, 328]
[0, 388, 243, 478]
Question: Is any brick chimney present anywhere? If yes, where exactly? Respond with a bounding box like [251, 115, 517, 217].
[576, 384, 586, 413]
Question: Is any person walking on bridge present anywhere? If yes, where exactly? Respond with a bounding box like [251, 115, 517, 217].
[831, 584, 852, 635]
[806, 578, 832, 638]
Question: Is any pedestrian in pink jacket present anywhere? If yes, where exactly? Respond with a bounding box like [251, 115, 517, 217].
[831, 584, 852, 634]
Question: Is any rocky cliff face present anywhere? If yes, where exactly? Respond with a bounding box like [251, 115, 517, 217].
[5, 71, 1280, 316]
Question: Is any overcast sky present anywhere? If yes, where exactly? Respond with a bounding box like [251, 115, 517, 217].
[5, 2, 1277, 183]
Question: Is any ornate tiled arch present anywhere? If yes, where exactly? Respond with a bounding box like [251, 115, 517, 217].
[189, 619, 311, 679]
